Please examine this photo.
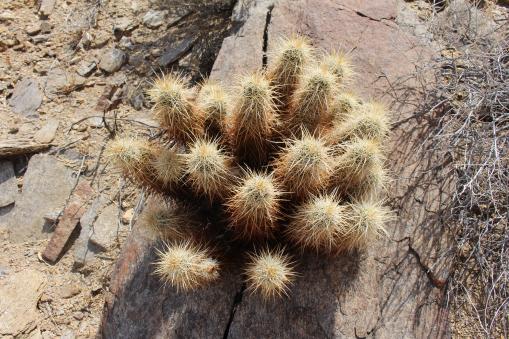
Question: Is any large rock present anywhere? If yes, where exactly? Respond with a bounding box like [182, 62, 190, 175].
[101, 1, 450, 337]
[6, 154, 75, 242]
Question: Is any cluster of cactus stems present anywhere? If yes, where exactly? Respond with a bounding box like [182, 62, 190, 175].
[109, 36, 392, 299]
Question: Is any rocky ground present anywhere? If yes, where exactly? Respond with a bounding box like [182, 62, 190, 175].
[0, 0, 233, 338]
[0, 0, 507, 338]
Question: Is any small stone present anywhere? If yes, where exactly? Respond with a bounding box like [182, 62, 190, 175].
[39, 0, 56, 17]
[39, 292, 52, 303]
[76, 60, 97, 77]
[113, 17, 137, 36]
[158, 36, 196, 67]
[60, 329, 76, 339]
[119, 36, 133, 49]
[34, 118, 59, 143]
[129, 92, 144, 110]
[0, 266, 8, 278]
[88, 117, 104, 128]
[59, 285, 81, 299]
[26, 24, 41, 36]
[43, 210, 61, 223]
[31, 35, 50, 44]
[0, 11, 16, 21]
[40, 22, 52, 34]
[2, 38, 19, 47]
[44, 68, 69, 98]
[98, 48, 126, 73]
[8, 127, 19, 134]
[73, 312, 84, 320]
[91, 34, 109, 49]
[142, 9, 168, 28]
[41, 331, 55, 339]
[121, 208, 133, 224]
[8, 77, 43, 117]
[72, 124, 88, 132]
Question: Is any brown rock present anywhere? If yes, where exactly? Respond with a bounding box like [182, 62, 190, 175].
[42, 181, 93, 263]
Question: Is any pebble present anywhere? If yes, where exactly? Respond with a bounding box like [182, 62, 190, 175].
[98, 48, 126, 73]
[0, 11, 16, 21]
[142, 9, 168, 28]
[119, 36, 133, 49]
[59, 285, 81, 299]
[35, 119, 59, 144]
[73, 312, 84, 320]
[39, 0, 56, 17]
[26, 24, 41, 36]
[121, 208, 134, 224]
[76, 60, 97, 77]
[113, 17, 137, 36]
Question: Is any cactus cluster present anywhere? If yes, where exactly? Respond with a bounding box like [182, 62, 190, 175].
[108, 36, 391, 299]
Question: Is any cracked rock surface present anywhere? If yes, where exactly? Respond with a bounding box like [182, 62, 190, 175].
[100, 0, 451, 337]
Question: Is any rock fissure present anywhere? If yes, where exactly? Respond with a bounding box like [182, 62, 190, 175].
[222, 283, 246, 339]
[337, 4, 396, 28]
[262, 5, 274, 68]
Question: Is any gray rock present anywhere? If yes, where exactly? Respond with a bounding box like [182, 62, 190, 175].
[142, 9, 168, 28]
[38, 0, 56, 17]
[129, 92, 145, 110]
[40, 22, 52, 34]
[76, 60, 97, 77]
[30, 35, 50, 44]
[74, 194, 111, 267]
[44, 68, 69, 98]
[113, 17, 137, 36]
[157, 36, 196, 67]
[98, 48, 126, 73]
[89, 204, 119, 251]
[8, 77, 43, 117]
[34, 118, 59, 143]
[6, 154, 74, 242]
[119, 36, 133, 50]
[26, 24, 41, 36]
[0, 161, 17, 208]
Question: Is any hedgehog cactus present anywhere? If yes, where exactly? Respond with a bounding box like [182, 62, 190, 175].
[109, 35, 392, 299]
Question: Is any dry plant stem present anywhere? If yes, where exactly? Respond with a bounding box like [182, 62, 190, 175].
[227, 73, 278, 167]
[386, 16, 508, 335]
